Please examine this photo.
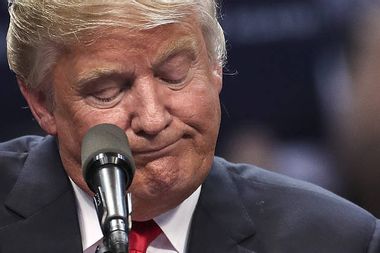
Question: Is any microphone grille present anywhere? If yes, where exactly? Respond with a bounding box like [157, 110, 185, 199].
[81, 123, 134, 178]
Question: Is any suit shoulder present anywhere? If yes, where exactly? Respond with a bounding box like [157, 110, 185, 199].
[0, 136, 46, 192]
[213, 156, 366, 213]
[212, 157, 378, 250]
[0, 135, 44, 154]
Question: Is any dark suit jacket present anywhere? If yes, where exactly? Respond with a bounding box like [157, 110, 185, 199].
[0, 136, 379, 253]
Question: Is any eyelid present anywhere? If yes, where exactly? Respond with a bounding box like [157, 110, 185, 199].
[92, 86, 122, 99]
[86, 87, 125, 108]
[153, 51, 196, 86]
[81, 77, 130, 108]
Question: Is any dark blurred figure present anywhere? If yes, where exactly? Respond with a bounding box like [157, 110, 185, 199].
[335, 2, 380, 217]
[218, 0, 366, 194]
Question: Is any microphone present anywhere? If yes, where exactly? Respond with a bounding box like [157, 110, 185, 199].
[81, 123, 135, 253]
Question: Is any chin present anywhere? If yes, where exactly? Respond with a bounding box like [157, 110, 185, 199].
[134, 156, 200, 196]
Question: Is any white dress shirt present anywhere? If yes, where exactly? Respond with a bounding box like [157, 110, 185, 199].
[70, 179, 201, 253]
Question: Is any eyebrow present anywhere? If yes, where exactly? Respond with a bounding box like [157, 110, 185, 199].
[152, 37, 199, 67]
[74, 68, 127, 90]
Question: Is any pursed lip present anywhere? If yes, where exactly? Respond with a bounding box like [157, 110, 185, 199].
[132, 138, 182, 159]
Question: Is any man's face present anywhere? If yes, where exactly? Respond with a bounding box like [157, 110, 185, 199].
[43, 21, 222, 219]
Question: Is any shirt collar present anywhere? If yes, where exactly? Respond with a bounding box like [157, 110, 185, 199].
[70, 179, 201, 253]
[154, 186, 201, 253]
[69, 179, 103, 251]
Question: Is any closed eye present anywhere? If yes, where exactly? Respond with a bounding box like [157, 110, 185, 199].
[92, 86, 123, 103]
[77, 73, 132, 109]
[153, 51, 196, 89]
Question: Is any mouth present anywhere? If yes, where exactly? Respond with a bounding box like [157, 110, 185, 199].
[132, 138, 182, 161]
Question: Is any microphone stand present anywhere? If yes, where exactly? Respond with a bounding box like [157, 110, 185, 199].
[93, 166, 133, 253]
[95, 192, 132, 253]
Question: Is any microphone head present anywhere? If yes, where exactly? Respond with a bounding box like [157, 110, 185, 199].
[81, 123, 135, 192]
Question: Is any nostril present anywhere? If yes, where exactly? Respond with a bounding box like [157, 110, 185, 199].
[135, 130, 157, 140]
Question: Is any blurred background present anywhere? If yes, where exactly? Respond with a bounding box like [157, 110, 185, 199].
[2, 0, 380, 216]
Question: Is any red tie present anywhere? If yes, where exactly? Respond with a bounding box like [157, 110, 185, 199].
[129, 220, 162, 253]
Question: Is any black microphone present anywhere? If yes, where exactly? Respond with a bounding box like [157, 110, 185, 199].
[81, 123, 135, 253]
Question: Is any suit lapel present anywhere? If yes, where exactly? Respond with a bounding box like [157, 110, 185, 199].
[1, 136, 82, 253]
[187, 158, 257, 253]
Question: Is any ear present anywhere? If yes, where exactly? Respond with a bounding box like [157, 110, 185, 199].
[17, 79, 57, 135]
[212, 63, 223, 93]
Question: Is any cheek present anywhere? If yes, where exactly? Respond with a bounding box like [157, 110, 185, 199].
[55, 98, 127, 132]
[174, 85, 221, 138]
[53, 107, 90, 163]
[172, 81, 220, 121]
[167, 85, 221, 169]
[53, 100, 127, 159]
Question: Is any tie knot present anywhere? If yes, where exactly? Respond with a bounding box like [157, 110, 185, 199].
[129, 220, 162, 253]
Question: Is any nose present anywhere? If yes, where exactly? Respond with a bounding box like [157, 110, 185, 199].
[129, 77, 172, 136]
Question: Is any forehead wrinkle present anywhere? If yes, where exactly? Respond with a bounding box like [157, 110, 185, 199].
[153, 36, 199, 67]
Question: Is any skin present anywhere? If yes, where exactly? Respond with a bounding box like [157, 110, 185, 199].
[19, 20, 223, 220]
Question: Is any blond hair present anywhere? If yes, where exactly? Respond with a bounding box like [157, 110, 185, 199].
[7, 0, 226, 91]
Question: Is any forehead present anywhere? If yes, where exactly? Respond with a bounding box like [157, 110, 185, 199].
[54, 21, 207, 86]
[68, 21, 203, 58]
